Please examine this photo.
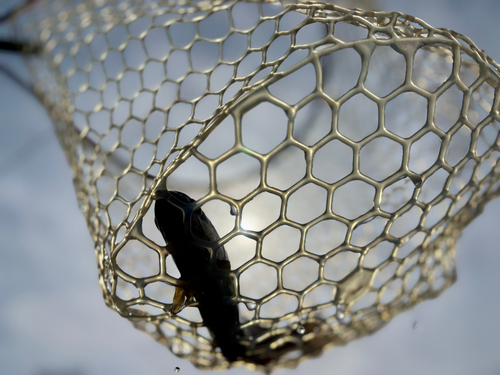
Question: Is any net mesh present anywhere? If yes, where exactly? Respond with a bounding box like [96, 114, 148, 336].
[13, 0, 500, 372]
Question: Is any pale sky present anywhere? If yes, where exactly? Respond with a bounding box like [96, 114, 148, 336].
[0, 1, 499, 374]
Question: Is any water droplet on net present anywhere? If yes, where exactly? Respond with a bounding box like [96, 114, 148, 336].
[245, 302, 257, 310]
[297, 325, 306, 334]
[411, 176, 423, 188]
[174, 367, 180, 373]
[336, 304, 346, 320]
[230, 204, 237, 216]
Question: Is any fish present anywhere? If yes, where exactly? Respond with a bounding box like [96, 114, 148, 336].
[154, 190, 327, 365]
[154, 190, 246, 362]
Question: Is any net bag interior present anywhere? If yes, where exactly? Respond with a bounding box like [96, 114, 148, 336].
[13, 0, 500, 372]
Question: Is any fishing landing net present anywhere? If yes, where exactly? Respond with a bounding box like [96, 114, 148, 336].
[13, 0, 500, 372]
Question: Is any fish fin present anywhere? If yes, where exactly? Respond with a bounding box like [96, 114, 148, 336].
[171, 287, 186, 314]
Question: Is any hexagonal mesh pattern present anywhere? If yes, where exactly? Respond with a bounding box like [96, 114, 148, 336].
[13, 0, 500, 372]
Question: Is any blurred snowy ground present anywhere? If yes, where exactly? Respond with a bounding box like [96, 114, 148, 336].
[0, 0, 499, 374]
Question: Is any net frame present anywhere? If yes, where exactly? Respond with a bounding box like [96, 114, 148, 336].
[12, 0, 500, 372]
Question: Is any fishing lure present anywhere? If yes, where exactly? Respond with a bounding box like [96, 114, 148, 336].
[154, 190, 246, 362]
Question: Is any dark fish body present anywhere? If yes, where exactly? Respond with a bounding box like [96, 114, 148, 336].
[154, 191, 245, 362]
